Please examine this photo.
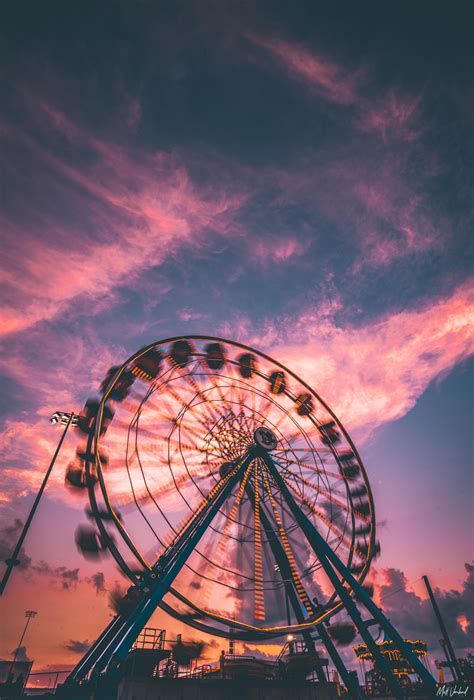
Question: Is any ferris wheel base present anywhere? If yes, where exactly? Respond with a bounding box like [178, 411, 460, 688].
[57, 677, 341, 700]
[56, 674, 437, 700]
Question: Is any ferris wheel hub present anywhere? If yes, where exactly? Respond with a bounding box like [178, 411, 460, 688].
[254, 427, 278, 451]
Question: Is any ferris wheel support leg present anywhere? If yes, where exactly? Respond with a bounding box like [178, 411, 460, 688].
[250, 489, 360, 695]
[245, 483, 342, 689]
[259, 449, 436, 697]
[66, 615, 129, 684]
[314, 620, 363, 698]
[245, 483, 331, 687]
[98, 454, 252, 677]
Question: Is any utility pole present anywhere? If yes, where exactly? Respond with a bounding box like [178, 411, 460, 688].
[0, 412, 78, 596]
[422, 575, 462, 682]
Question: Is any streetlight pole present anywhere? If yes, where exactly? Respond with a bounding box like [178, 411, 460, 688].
[0, 412, 78, 596]
[8, 610, 37, 679]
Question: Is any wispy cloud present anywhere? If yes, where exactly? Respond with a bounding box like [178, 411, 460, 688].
[253, 236, 310, 265]
[0, 99, 246, 337]
[246, 33, 364, 105]
[237, 32, 445, 271]
[177, 309, 209, 322]
[223, 280, 474, 438]
[0, 327, 122, 505]
[245, 31, 427, 144]
[357, 89, 425, 142]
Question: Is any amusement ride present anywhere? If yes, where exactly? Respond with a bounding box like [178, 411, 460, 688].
[6, 336, 440, 698]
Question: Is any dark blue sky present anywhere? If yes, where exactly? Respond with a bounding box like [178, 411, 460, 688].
[0, 0, 472, 670]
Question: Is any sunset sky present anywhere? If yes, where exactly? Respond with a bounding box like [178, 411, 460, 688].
[0, 0, 472, 681]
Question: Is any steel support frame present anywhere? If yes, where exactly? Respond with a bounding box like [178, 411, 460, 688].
[247, 485, 325, 682]
[314, 617, 361, 696]
[258, 448, 436, 697]
[248, 481, 361, 696]
[67, 450, 253, 684]
[245, 481, 347, 690]
[68, 616, 129, 682]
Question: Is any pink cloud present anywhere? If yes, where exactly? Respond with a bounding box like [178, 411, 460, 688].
[246, 33, 364, 105]
[222, 280, 474, 439]
[0, 328, 124, 506]
[358, 89, 425, 142]
[177, 309, 209, 322]
[0, 101, 246, 337]
[245, 33, 426, 147]
[268, 146, 441, 270]
[252, 236, 309, 264]
[0, 419, 75, 504]
[350, 180, 438, 268]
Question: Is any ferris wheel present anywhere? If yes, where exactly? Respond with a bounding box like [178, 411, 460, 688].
[66, 336, 435, 697]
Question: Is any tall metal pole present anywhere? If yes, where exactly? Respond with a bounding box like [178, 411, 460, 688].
[0, 413, 74, 596]
[8, 610, 37, 678]
[422, 575, 462, 682]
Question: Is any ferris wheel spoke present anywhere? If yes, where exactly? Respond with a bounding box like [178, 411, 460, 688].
[277, 427, 306, 445]
[238, 407, 254, 438]
[179, 367, 239, 430]
[189, 395, 226, 435]
[270, 409, 292, 434]
[232, 381, 259, 434]
[210, 385, 252, 433]
[206, 369, 229, 404]
[286, 529, 317, 583]
[179, 554, 256, 595]
[233, 379, 251, 414]
[121, 439, 165, 549]
[116, 467, 215, 512]
[177, 419, 210, 447]
[274, 453, 346, 482]
[127, 390, 179, 428]
[248, 388, 258, 431]
[280, 469, 364, 522]
[162, 433, 206, 454]
[256, 392, 276, 423]
[108, 420, 161, 442]
[184, 528, 227, 599]
[275, 446, 333, 456]
[159, 379, 219, 437]
[281, 476, 368, 563]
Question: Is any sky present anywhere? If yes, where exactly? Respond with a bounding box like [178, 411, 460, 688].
[0, 0, 473, 682]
